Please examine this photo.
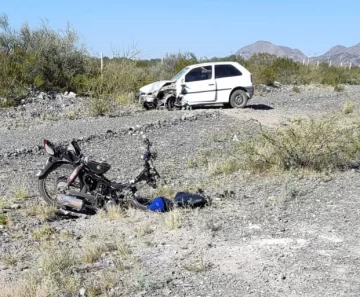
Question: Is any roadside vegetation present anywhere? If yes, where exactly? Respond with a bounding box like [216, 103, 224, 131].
[238, 115, 360, 173]
[201, 110, 360, 176]
[1, 13, 360, 113]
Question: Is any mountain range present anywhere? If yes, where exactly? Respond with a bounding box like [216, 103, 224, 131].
[235, 41, 360, 66]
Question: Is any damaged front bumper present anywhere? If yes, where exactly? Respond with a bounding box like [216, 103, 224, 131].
[138, 80, 178, 110]
[138, 93, 155, 104]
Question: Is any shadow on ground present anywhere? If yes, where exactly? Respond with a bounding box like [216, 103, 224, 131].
[190, 103, 274, 111]
[245, 104, 274, 110]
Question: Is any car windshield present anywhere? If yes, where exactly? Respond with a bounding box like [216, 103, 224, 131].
[171, 67, 189, 82]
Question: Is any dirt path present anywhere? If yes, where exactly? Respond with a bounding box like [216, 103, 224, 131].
[221, 103, 327, 129]
[221, 106, 286, 128]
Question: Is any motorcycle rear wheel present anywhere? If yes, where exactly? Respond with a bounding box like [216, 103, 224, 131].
[38, 163, 83, 206]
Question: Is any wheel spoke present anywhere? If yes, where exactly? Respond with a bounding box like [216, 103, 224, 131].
[42, 165, 81, 202]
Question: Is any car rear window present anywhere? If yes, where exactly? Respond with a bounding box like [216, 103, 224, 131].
[215, 64, 242, 79]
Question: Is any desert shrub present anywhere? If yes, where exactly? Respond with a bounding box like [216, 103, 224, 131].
[70, 74, 90, 94]
[0, 13, 90, 98]
[0, 50, 28, 101]
[0, 98, 15, 108]
[271, 57, 300, 84]
[292, 86, 301, 93]
[342, 100, 355, 114]
[87, 94, 112, 117]
[341, 68, 360, 85]
[0, 214, 8, 225]
[318, 64, 342, 86]
[258, 67, 277, 85]
[237, 116, 360, 173]
[86, 55, 144, 115]
[334, 84, 345, 92]
[248, 53, 278, 67]
[246, 54, 301, 85]
[208, 158, 241, 176]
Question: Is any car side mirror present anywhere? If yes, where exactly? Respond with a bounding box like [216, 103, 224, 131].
[180, 78, 185, 86]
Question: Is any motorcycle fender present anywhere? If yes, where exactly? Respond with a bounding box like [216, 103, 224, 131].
[36, 159, 72, 179]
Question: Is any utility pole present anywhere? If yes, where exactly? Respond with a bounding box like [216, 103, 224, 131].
[100, 52, 103, 79]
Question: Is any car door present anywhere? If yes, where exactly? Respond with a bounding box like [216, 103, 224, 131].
[182, 65, 216, 103]
[215, 64, 243, 103]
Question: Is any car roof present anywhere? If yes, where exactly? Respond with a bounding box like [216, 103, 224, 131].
[186, 61, 241, 69]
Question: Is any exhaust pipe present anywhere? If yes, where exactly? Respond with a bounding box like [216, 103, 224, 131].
[57, 194, 84, 211]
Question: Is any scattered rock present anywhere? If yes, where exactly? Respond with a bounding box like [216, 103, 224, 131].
[273, 81, 282, 88]
[79, 287, 86, 296]
[10, 204, 21, 210]
[67, 92, 76, 99]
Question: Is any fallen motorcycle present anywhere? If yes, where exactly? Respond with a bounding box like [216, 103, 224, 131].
[36, 135, 160, 214]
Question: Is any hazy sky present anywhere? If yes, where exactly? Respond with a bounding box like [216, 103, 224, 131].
[1, 0, 358, 59]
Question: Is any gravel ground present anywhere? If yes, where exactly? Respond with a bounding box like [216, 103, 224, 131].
[1, 85, 360, 297]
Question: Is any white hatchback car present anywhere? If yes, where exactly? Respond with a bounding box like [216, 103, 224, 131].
[138, 61, 254, 110]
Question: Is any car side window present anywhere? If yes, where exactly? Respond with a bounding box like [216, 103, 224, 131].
[185, 66, 212, 82]
[215, 64, 242, 79]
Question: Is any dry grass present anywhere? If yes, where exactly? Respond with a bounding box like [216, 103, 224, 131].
[0, 249, 26, 266]
[63, 110, 80, 120]
[1, 232, 135, 297]
[32, 225, 57, 241]
[37, 248, 80, 296]
[152, 185, 177, 198]
[10, 231, 23, 240]
[186, 158, 197, 168]
[292, 86, 301, 93]
[184, 250, 207, 273]
[97, 204, 125, 221]
[82, 242, 108, 263]
[207, 158, 240, 176]
[185, 148, 214, 169]
[135, 225, 154, 237]
[85, 271, 119, 297]
[24, 201, 57, 221]
[1, 245, 81, 297]
[164, 209, 182, 230]
[206, 218, 222, 233]
[343, 100, 355, 114]
[0, 214, 8, 225]
[113, 257, 126, 271]
[117, 242, 131, 257]
[82, 240, 118, 264]
[1, 280, 48, 297]
[38, 248, 78, 275]
[211, 131, 233, 142]
[14, 184, 29, 200]
[334, 84, 345, 92]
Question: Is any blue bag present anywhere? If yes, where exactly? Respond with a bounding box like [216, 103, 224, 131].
[147, 197, 173, 212]
[174, 192, 207, 208]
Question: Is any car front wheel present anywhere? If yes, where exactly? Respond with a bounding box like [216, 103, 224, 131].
[229, 90, 248, 108]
